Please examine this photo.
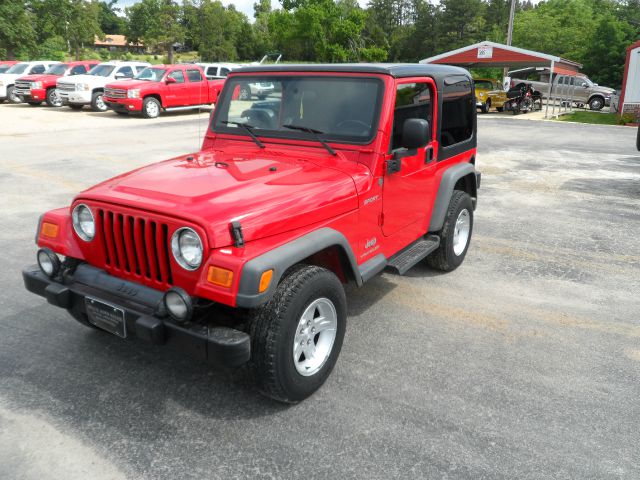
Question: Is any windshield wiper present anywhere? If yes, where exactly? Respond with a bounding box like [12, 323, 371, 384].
[282, 124, 336, 156]
[221, 121, 265, 149]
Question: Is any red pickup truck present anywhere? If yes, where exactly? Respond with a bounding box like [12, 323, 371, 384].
[14, 61, 99, 107]
[104, 64, 225, 118]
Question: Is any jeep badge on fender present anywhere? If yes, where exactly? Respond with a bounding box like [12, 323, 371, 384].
[24, 64, 480, 403]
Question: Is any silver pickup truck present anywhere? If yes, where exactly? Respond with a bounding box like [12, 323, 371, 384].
[507, 67, 615, 111]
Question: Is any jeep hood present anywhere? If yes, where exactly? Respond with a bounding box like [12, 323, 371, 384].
[77, 149, 360, 248]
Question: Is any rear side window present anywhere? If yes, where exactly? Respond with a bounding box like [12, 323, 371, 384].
[441, 76, 474, 147]
[206, 67, 217, 77]
[220, 68, 230, 77]
[70, 65, 86, 75]
[186, 69, 203, 82]
[390, 82, 432, 151]
[117, 66, 134, 78]
[31, 64, 45, 74]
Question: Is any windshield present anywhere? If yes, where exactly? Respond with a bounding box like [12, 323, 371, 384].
[136, 67, 167, 81]
[213, 75, 383, 144]
[46, 64, 68, 75]
[0, 66, 9, 74]
[6, 63, 29, 74]
[474, 80, 494, 90]
[88, 64, 115, 77]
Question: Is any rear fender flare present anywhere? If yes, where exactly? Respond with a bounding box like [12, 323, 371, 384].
[429, 163, 477, 232]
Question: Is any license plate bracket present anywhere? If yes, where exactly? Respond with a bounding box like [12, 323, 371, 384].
[85, 296, 126, 338]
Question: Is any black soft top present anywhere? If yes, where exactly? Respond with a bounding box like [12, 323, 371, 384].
[232, 63, 471, 81]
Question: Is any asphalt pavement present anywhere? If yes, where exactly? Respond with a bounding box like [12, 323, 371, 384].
[1, 104, 639, 479]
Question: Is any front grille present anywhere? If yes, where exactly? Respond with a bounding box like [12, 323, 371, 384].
[57, 83, 75, 92]
[15, 80, 31, 91]
[105, 87, 126, 99]
[97, 208, 173, 287]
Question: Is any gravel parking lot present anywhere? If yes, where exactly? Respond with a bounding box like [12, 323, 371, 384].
[1, 104, 639, 480]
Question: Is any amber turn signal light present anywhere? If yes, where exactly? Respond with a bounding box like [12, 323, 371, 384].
[259, 269, 273, 293]
[40, 222, 59, 238]
[207, 266, 234, 288]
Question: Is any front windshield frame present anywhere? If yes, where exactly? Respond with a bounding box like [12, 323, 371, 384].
[45, 64, 68, 75]
[88, 64, 116, 77]
[136, 67, 167, 81]
[212, 74, 385, 146]
[6, 63, 29, 74]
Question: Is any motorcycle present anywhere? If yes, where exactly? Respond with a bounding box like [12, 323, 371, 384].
[504, 82, 534, 115]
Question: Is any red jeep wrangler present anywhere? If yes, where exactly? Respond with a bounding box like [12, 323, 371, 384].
[23, 64, 479, 403]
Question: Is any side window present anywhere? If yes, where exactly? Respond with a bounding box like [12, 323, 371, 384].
[31, 64, 45, 74]
[220, 67, 230, 77]
[134, 66, 146, 74]
[390, 82, 432, 151]
[117, 66, 134, 78]
[70, 65, 86, 75]
[186, 69, 203, 82]
[441, 76, 474, 148]
[167, 70, 185, 83]
[206, 67, 217, 78]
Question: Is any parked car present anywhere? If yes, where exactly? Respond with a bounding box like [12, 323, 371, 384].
[0, 60, 19, 74]
[507, 67, 615, 111]
[474, 78, 507, 113]
[199, 62, 274, 100]
[0, 61, 61, 104]
[23, 63, 480, 403]
[56, 61, 150, 111]
[103, 64, 225, 118]
[14, 61, 99, 107]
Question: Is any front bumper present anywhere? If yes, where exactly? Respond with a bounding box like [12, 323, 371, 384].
[58, 90, 91, 104]
[104, 97, 142, 113]
[22, 263, 250, 367]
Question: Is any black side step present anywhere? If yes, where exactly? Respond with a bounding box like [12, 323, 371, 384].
[386, 235, 440, 275]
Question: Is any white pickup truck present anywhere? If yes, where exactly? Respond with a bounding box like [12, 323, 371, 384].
[56, 61, 150, 111]
[0, 61, 60, 104]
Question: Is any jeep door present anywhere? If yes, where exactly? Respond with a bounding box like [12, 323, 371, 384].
[382, 79, 437, 237]
[164, 68, 189, 107]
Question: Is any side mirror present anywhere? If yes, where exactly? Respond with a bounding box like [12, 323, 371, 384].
[401, 118, 431, 149]
[165, 76, 177, 84]
[581, 82, 588, 88]
[115, 72, 126, 79]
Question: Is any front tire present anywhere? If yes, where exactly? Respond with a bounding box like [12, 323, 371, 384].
[46, 88, 63, 107]
[481, 99, 490, 113]
[427, 190, 474, 272]
[589, 96, 604, 111]
[238, 85, 251, 101]
[142, 97, 161, 118]
[7, 86, 21, 104]
[248, 265, 346, 403]
[90, 91, 107, 112]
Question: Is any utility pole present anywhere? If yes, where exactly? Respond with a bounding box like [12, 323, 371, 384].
[503, 0, 517, 81]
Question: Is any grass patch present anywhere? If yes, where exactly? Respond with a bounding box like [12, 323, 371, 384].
[556, 111, 621, 125]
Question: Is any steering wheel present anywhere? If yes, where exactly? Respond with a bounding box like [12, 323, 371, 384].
[336, 119, 371, 135]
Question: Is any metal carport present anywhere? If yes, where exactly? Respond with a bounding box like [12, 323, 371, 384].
[420, 41, 583, 118]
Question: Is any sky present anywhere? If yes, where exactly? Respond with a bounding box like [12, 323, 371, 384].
[116, 0, 370, 21]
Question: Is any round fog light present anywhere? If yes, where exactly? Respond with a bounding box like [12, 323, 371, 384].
[37, 248, 61, 278]
[163, 287, 193, 323]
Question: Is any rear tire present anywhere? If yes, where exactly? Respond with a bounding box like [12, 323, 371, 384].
[239, 85, 251, 101]
[90, 91, 107, 112]
[248, 264, 346, 403]
[481, 99, 490, 113]
[427, 190, 474, 272]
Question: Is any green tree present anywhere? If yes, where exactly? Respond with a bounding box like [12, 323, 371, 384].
[98, 0, 126, 34]
[127, 0, 184, 63]
[582, 14, 628, 87]
[67, 0, 103, 59]
[0, 1, 37, 59]
[436, 0, 486, 51]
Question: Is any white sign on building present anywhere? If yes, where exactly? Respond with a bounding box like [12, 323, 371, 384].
[477, 46, 493, 59]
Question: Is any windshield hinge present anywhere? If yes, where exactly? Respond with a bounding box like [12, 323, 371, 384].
[230, 221, 245, 248]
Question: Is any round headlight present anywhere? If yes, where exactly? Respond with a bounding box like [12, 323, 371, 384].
[171, 227, 203, 270]
[37, 248, 61, 278]
[72, 204, 95, 241]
